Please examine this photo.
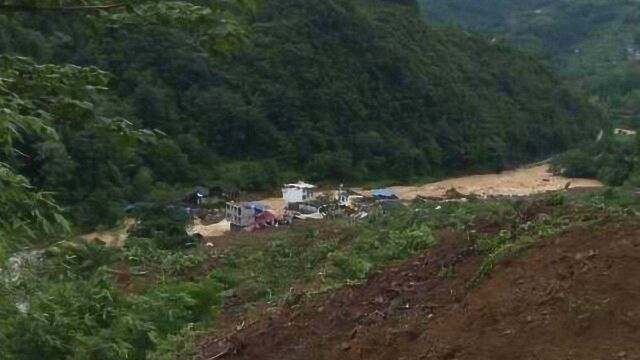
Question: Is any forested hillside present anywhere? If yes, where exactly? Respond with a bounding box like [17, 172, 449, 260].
[0, 1, 612, 359]
[419, 0, 640, 126]
[1, 0, 603, 230]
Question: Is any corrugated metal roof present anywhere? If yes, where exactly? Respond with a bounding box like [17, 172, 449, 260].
[283, 181, 316, 189]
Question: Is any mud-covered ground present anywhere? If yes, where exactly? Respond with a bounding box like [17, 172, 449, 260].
[199, 212, 640, 360]
[203, 165, 602, 240]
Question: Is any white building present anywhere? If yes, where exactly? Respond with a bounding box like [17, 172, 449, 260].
[282, 181, 317, 205]
[226, 202, 257, 228]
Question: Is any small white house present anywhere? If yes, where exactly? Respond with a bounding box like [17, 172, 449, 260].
[282, 181, 317, 205]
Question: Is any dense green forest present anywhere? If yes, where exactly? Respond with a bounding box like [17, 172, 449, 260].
[0, 0, 603, 231]
[551, 132, 640, 186]
[0, 0, 612, 359]
[419, 0, 640, 126]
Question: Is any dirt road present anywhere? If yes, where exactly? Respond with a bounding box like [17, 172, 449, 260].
[373, 165, 602, 200]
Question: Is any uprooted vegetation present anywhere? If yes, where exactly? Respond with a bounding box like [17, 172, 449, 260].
[2, 188, 639, 359]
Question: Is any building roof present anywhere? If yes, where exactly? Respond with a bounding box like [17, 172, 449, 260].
[283, 181, 316, 189]
[186, 186, 209, 197]
[227, 201, 267, 211]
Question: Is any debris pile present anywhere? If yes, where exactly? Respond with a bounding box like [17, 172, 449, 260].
[218, 182, 401, 234]
[224, 201, 293, 232]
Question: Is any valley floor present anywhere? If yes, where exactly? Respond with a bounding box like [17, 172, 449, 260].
[197, 164, 602, 241]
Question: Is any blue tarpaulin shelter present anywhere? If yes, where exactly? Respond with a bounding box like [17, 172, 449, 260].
[370, 189, 398, 199]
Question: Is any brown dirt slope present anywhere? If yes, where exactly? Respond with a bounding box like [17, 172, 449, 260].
[201, 222, 640, 360]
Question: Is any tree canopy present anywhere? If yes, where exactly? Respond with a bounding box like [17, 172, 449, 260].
[419, 0, 640, 127]
[0, 0, 612, 358]
[0, 0, 604, 231]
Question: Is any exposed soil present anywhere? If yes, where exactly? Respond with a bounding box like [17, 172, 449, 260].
[258, 197, 286, 216]
[188, 219, 231, 238]
[200, 220, 640, 360]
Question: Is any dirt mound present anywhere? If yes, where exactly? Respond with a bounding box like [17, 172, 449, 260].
[200, 221, 640, 360]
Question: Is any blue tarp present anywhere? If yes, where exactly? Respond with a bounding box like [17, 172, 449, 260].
[248, 202, 267, 213]
[370, 189, 398, 199]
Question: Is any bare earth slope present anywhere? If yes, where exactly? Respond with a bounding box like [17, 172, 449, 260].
[201, 221, 640, 360]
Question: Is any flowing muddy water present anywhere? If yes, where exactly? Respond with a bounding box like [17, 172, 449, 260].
[251, 165, 602, 228]
[181, 165, 605, 240]
[370, 164, 602, 200]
